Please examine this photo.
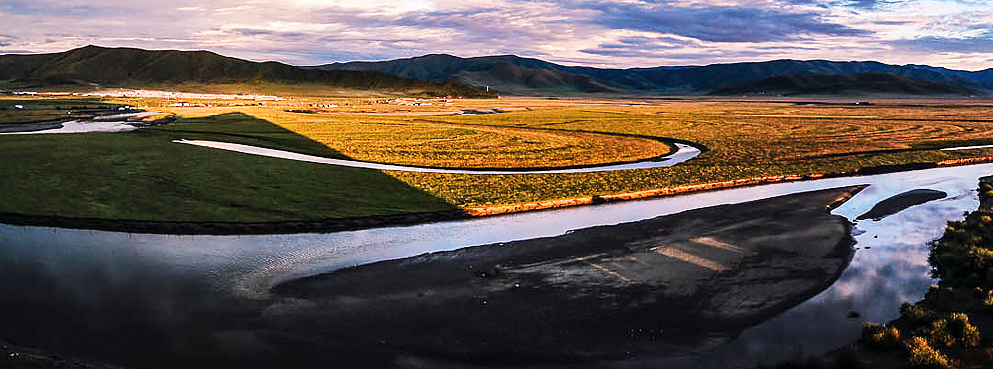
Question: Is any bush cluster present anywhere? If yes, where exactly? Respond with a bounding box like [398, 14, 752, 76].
[861, 323, 901, 350]
[905, 336, 952, 369]
[929, 214, 993, 290]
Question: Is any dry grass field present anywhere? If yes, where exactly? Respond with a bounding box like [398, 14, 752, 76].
[145, 97, 993, 207]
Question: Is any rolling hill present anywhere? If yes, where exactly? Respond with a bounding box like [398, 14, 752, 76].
[317, 54, 993, 96]
[707, 73, 981, 96]
[3, 46, 989, 97]
[320, 54, 622, 95]
[0, 46, 495, 97]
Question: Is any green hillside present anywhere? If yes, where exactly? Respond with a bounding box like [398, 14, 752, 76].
[0, 46, 494, 97]
[320, 54, 622, 95]
[451, 62, 623, 95]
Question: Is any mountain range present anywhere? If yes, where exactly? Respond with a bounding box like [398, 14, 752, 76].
[317, 53, 993, 96]
[707, 72, 981, 96]
[1, 46, 991, 97]
[0, 46, 495, 97]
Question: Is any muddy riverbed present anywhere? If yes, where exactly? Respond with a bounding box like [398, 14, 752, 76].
[1, 164, 991, 368]
[0, 186, 863, 369]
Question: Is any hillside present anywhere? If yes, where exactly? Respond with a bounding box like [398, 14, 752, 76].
[707, 72, 979, 96]
[0, 46, 494, 97]
[321, 54, 621, 95]
[318, 54, 993, 96]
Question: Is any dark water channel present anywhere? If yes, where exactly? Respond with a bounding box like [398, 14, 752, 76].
[1, 164, 991, 368]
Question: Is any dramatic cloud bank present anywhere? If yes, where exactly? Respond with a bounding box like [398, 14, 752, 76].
[0, 0, 990, 70]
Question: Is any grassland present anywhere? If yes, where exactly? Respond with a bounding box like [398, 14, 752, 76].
[3, 94, 993, 224]
[0, 110, 458, 222]
[0, 96, 118, 124]
[379, 98, 993, 206]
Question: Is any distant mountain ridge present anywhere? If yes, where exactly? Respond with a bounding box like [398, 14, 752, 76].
[708, 72, 980, 96]
[317, 54, 993, 96]
[0, 46, 494, 97]
[2, 46, 988, 97]
[319, 54, 624, 94]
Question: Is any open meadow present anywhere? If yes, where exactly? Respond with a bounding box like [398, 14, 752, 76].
[3, 94, 993, 223]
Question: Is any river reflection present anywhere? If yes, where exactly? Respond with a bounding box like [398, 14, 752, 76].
[0, 164, 991, 368]
[673, 170, 981, 369]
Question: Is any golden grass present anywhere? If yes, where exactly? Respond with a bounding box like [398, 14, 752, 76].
[158, 105, 672, 169]
[146, 97, 993, 207]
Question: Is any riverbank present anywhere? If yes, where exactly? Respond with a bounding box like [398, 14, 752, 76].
[0, 111, 174, 135]
[766, 176, 993, 369]
[844, 176, 993, 368]
[1, 339, 124, 369]
[268, 185, 865, 367]
[0, 117, 74, 133]
[0, 159, 982, 235]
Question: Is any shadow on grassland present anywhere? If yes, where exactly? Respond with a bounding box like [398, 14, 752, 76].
[0, 112, 465, 234]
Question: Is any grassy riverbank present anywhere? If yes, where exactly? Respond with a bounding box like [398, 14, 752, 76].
[847, 176, 993, 368]
[761, 177, 993, 369]
[0, 96, 118, 124]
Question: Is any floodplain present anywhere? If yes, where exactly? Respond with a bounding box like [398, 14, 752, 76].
[4, 92, 993, 369]
[3, 94, 993, 225]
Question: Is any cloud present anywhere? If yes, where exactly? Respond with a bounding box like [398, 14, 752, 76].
[888, 30, 993, 54]
[0, 0, 990, 70]
[215, 5, 255, 12]
[587, 3, 871, 42]
[0, 35, 18, 47]
[839, 0, 910, 10]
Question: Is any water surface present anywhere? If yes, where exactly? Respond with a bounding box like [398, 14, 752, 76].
[0, 164, 990, 367]
[0, 112, 159, 135]
[173, 139, 702, 174]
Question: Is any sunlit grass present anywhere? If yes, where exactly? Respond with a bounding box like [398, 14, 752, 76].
[4, 95, 993, 219]
[155, 98, 993, 208]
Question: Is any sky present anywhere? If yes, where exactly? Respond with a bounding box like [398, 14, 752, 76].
[0, 0, 991, 70]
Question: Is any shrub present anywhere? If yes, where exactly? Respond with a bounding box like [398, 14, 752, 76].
[983, 295, 993, 312]
[946, 313, 980, 348]
[925, 319, 955, 347]
[861, 323, 901, 350]
[901, 303, 934, 323]
[905, 336, 951, 369]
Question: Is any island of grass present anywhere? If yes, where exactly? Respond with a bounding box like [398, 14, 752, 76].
[4, 95, 993, 233]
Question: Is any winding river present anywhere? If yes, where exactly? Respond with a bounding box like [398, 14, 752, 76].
[0, 112, 161, 135]
[1, 163, 990, 368]
[173, 139, 703, 174]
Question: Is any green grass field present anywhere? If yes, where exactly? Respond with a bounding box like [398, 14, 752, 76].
[3, 96, 993, 222]
[0, 96, 118, 124]
[0, 112, 457, 222]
